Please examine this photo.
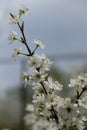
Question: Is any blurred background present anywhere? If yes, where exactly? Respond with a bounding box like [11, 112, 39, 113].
[0, 0, 87, 129]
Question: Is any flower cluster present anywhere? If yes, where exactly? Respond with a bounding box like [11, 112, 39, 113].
[8, 6, 87, 130]
[9, 5, 29, 24]
[24, 104, 58, 130]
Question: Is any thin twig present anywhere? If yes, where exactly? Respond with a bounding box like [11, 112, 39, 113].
[75, 85, 87, 103]
[17, 22, 32, 55]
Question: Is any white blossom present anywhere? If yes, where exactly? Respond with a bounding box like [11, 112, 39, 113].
[78, 73, 87, 88]
[47, 122, 58, 130]
[32, 70, 47, 82]
[32, 118, 49, 130]
[8, 31, 17, 43]
[26, 104, 34, 112]
[27, 55, 41, 68]
[33, 93, 45, 104]
[44, 77, 63, 91]
[19, 6, 29, 17]
[76, 120, 85, 130]
[78, 95, 87, 109]
[32, 82, 42, 90]
[69, 78, 81, 89]
[33, 39, 45, 49]
[46, 93, 59, 106]
[22, 72, 31, 83]
[9, 13, 19, 24]
[12, 47, 22, 59]
[24, 113, 37, 125]
[40, 54, 53, 72]
[69, 73, 87, 90]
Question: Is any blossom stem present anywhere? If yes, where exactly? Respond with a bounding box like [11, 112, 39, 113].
[20, 52, 30, 56]
[51, 105, 59, 124]
[40, 81, 48, 95]
[31, 46, 38, 55]
[76, 85, 87, 103]
[40, 81, 59, 125]
[17, 22, 32, 55]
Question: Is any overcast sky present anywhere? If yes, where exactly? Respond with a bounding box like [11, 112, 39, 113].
[1, 0, 87, 56]
[0, 0, 87, 94]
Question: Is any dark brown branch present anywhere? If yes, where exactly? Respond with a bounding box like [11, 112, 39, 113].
[51, 105, 59, 124]
[76, 85, 87, 103]
[17, 22, 32, 55]
[40, 81, 48, 95]
[40, 81, 59, 125]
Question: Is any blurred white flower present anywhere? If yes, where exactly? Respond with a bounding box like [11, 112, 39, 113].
[26, 104, 34, 112]
[44, 76, 63, 91]
[27, 55, 41, 68]
[22, 72, 31, 83]
[19, 6, 29, 16]
[12, 47, 22, 59]
[8, 31, 17, 43]
[24, 113, 37, 125]
[9, 13, 19, 24]
[32, 70, 47, 82]
[33, 39, 45, 49]
[40, 54, 53, 72]
[78, 95, 87, 109]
